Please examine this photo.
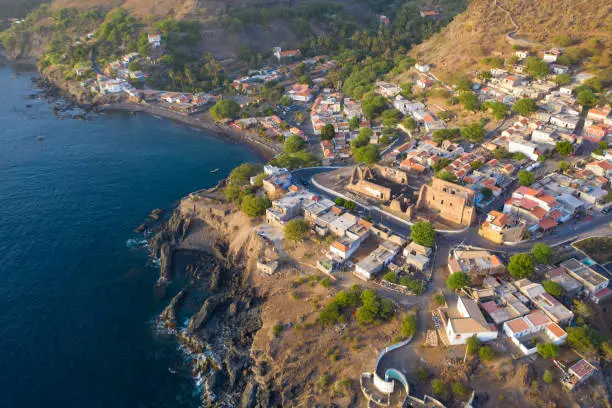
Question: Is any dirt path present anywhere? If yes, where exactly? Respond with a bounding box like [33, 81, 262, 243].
[494, 0, 542, 48]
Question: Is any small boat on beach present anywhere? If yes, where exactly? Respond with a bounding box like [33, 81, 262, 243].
[210, 168, 220, 173]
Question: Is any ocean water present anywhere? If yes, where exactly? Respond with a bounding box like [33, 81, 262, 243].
[0, 64, 259, 408]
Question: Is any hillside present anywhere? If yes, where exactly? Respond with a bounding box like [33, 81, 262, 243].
[409, 0, 612, 79]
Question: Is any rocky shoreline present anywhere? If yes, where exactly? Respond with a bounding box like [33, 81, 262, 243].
[147, 195, 276, 408]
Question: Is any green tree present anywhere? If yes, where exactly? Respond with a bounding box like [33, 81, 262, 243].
[554, 73, 571, 86]
[402, 117, 417, 131]
[537, 342, 559, 359]
[493, 148, 512, 159]
[320, 124, 336, 141]
[558, 161, 570, 172]
[361, 93, 387, 119]
[459, 91, 480, 111]
[348, 116, 360, 131]
[410, 221, 435, 247]
[542, 280, 564, 297]
[482, 101, 508, 119]
[351, 128, 372, 150]
[573, 300, 593, 320]
[508, 253, 535, 279]
[224, 184, 243, 203]
[512, 98, 538, 116]
[353, 145, 380, 164]
[433, 158, 452, 173]
[524, 56, 549, 77]
[344, 201, 357, 211]
[543, 369, 553, 384]
[210, 99, 240, 120]
[334, 197, 345, 206]
[279, 95, 292, 106]
[228, 163, 263, 185]
[436, 171, 458, 183]
[531, 243, 554, 264]
[461, 123, 485, 143]
[555, 141, 573, 157]
[576, 88, 597, 108]
[128, 60, 141, 72]
[481, 187, 493, 200]
[446, 272, 471, 291]
[284, 134, 306, 153]
[240, 194, 271, 217]
[284, 218, 310, 242]
[401, 313, 417, 338]
[518, 170, 535, 186]
[567, 325, 600, 355]
[381, 109, 401, 128]
[513, 152, 527, 161]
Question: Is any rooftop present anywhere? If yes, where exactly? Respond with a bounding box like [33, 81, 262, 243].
[561, 258, 608, 287]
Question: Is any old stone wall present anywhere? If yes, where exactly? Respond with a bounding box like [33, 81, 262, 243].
[416, 179, 476, 226]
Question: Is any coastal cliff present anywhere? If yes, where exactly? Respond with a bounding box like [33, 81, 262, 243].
[148, 189, 404, 407]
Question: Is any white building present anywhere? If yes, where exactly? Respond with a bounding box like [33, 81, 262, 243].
[354, 241, 400, 280]
[393, 96, 425, 115]
[503, 310, 567, 355]
[508, 137, 541, 161]
[148, 33, 161, 48]
[442, 297, 498, 345]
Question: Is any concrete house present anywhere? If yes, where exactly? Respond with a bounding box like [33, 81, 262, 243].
[441, 297, 498, 345]
[503, 310, 567, 356]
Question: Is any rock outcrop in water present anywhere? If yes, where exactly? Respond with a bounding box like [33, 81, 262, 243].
[149, 196, 272, 407]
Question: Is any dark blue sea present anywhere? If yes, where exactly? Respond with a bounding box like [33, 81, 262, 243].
[0, 64, 259, 408]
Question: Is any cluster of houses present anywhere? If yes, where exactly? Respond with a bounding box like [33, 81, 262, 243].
[261, 166, 432, 283]
[234, 115, 305, 141]
[585, 106, 612, 144]
[231, 67, 284, 95]
[437, 248, 608, 389]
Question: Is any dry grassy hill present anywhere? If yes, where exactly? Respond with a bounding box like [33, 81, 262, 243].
[409, 0, 612, 79]
[50, 0, 196, 18]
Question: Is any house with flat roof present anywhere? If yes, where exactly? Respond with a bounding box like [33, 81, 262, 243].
[560, 258, 611, 304]
[440, 296, 498, 345]
[548, 267, 583, 297]
[448, 249, 505, 284]
[503, 310, 567, 356]
[403, 241, 432, 271]
[266, 191, 313, 224]
[480, 291, 530, 325]
[514, 279, 574, 324]
[354, 241, 400, 280]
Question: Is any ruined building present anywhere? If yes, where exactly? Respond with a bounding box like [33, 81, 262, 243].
[347, 166, 391, 201]
[416, 178, 476, 227]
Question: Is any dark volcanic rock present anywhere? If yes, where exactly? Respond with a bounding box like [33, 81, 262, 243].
[240, 380, 258, 408]
[187, 294, 223, 334]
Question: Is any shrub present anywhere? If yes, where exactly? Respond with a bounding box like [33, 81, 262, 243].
[241, 194, 271, 217]
[284, 134, 307, 153]
[451, 382, 470, 398]
[272, 323, 283, 337]
[466, 335, 480, 355]
[433, 294, 446, 307]
[436, 171, 458, 183]
[555, 141, 573, 157]
[536, 342, 559, 359]
[353, 145, 380, 164]
[401, 313, 417, 338]
[478, 345, 495, 361]
[399, 276, 426, 295]
[543, 369, 553, 384]
[431, 379, 448, 398]
[416, 367, 429, 382]
[319, 277, 332, 288]
[383, 271, 398, 284]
